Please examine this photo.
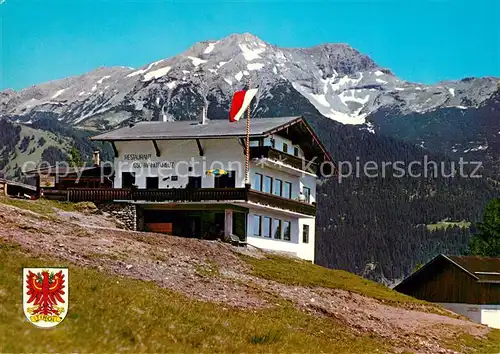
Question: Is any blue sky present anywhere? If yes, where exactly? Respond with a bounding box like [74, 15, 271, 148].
[1, 0, 499, 90]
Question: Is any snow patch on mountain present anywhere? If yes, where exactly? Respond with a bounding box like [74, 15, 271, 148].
[143, 66, 171, 81]
[310, 93, 331, 107]
[127, 59, 164, 78]
[187, 56, 207, 67]
[235, 72, 243, 81]
[239, 43, 265, 61]
[464, 145, 488, 153]
[97, 75, 111, 84]
[51, 89, 66, 99]
[292, 82, 366, 125]
[166, 81, 177, 89]
[204, 42, 217, 54]
[326, 110, 365, 125]
[247, 63, 265, 71]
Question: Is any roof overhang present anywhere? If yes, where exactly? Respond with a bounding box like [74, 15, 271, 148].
[394, 254, 480, 291]
[90, 116, 334, 164]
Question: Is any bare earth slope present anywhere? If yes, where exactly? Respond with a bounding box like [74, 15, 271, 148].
[1, 198, 499, 353]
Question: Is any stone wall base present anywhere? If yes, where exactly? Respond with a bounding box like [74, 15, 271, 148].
[97, 202, 137, 231]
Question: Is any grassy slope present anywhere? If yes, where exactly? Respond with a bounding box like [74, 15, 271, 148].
[1, 198, 500, 353]
[0, 244, 387, 353]
[0, 197, 80, 215]
[243, 254, 444, 309]
[426, 220, 471, 231]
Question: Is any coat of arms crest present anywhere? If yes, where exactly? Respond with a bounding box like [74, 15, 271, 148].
[23, 268, 68, 328]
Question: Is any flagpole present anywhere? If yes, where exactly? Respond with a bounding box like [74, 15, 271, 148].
[245, 79, 252, 186]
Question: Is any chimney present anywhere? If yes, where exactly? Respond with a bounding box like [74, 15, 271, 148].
[92, 151, 101, 166]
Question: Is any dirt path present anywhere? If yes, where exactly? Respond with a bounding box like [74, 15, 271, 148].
[0, 202, 491, 353]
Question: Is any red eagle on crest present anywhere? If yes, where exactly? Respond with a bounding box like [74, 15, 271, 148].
[26, 270, 66, 316]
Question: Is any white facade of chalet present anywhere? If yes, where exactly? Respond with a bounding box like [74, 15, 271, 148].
[438, 303, 500, 329]
[93, 117, 331, 262]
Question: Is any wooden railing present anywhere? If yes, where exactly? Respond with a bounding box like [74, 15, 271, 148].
[66, 186, 316, 216]
[249, 146, 317, 173]
[247, 189, 316, 216]
[42, 189, 69, 201]
[67, 187, 247, 203]
[68, 188, 131, 202]
[131, 188, 248, 202]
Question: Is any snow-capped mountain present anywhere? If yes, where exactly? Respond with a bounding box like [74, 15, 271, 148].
[2, 33, 498, 130]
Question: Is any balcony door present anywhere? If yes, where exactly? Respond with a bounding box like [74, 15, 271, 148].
[187, 176, 202, 189]
[214, 170, 235, 188]
[122, 172, 135, 189]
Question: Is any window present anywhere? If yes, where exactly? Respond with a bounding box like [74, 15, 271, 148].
[293, 146, 299, 157]
[283, 221, 291, 241]
[253, 173, 263, 191]
[263, 217, 271, 238]
[263, 176, 272, 194]
[274, 179, 282, 196]
[146, 176, 159, 189]
[303, 187, 311, 203]
[187, 176, 201, 189]
[302, 224, 310, 243]
[283, 182, 292, 199]
[122, 172, 135, 188]
[214, 170, 235, 188]
[273, 219, 282, 239]
[282, 143, 288, 154]
[253, 215, 262, 236]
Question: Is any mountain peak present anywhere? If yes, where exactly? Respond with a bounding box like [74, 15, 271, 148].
[223, 32, 265, 42]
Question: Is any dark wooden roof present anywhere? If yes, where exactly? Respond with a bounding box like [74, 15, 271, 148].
[396, 254, 500, 290]
[90, 116, 333, 163]
[0, 178, 36, 191]
[90, 116, 302, 141]
[447, 255, 500, 283]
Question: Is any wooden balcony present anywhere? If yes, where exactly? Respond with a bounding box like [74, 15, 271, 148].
[247, 189, 316, 216]
[249, 146, 317, 174]
[66, 186, 316, 216]
[131, 188, 248, 202]
[67, 187, 247, 203]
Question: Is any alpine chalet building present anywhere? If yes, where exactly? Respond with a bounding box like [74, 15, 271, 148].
[91, 116, 332, 262]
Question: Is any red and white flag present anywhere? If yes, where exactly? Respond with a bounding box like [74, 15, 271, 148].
[229, 88, 258, 122]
